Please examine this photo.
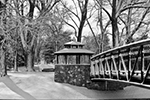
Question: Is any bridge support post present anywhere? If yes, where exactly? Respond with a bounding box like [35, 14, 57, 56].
[87, 59, 129, 91]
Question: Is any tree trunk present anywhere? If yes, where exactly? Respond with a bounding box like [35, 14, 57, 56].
[14, 51, 18, 71]
[77, 15, 86, 42]
[0, 49, 6, 77]
[28, 0, 35, 20]
[99, 0, 104, 53]
[77, 0, 89, 42]
[112, 0, 119, 48]
[25, 1, 35, 71]
[26, 50, 34, 72]
[112, 19, 119, 47]
[126, 1, 132, 44]
[77, 28, 82, 42]
[0, 0, 7, 77]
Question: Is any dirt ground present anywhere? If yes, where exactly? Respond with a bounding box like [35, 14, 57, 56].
[0, 64, 150, 99]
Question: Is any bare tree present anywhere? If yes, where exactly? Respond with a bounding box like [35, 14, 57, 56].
[97, 0, 150, 47]
[0, 0, 7, 76]
[60, 0, 89, 42]
[86, 0, 110, 53]
[9, 0, 60, 71]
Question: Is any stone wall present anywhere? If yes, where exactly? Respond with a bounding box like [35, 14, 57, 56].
[86, 81, 129, 91]
[54, 64, 90, 87]
[54, 64, 129, 90]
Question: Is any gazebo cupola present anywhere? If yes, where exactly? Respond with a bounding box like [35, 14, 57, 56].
[64, 41, 84, 49]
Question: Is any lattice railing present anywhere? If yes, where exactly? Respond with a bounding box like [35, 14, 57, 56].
[90, 39, 150, 87]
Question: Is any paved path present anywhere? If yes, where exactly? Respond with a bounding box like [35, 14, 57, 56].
[0, 76, 35, 99]
[5, 72, 150, 99]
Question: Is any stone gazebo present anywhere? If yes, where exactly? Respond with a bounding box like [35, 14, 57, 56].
[54, 41, 94, 86]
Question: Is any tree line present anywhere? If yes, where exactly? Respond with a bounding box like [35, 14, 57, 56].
[0, 0, 149, 76]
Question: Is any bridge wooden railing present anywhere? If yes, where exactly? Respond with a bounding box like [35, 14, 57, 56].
[90, 39, 150, 88]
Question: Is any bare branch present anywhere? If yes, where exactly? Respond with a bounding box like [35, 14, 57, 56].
[87, 19, 99, 48]
[19, 27, 27, 50]
[38, 0, 60, 19]
[57, 9, 78, 37]
[106, 0, 112, 7]
[77, 0, 82, 13]
[60, 1, 81, 22]
[72, 0, 79, 16]
[103, 20, 110, 32]
[120, 27, 125, 38]
[119, 16, 126, 26]
[130, 7, 150, 37]
[30, 34, 36, 48]
[116, 0, 125, 12]
[102, 7, 112, 21]
[120, 6, 150, 13]
[68, 13, 79, 29]
[87, 3, 97, 20]
[7, 3, 21, 16]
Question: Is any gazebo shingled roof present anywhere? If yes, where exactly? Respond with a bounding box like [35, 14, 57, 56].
[54, 48, 94, 55]
[54, 41, 94, 55]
